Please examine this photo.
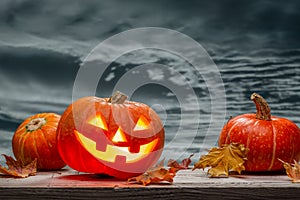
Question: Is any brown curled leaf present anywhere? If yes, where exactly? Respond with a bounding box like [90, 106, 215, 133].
[128, 159, 176, 186]
[168, 154, 194, 171]
[279, 159, 300, 183]
[0, 154, 37, 178]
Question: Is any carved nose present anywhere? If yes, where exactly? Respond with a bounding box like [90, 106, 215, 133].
[112, 128, 127, 143]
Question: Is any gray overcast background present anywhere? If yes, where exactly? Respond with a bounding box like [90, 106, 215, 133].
[0, 0, 299, 162]
[1, 0, 299, 51]
[1, 0, 299, 99]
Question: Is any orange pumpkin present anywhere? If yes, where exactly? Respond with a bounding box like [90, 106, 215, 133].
[56, 91, 165, 179]
[12, 113, 65, 170]
[219, 93, 300, 172]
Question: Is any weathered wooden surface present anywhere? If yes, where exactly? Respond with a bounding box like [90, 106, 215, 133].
[1, 168, 300, 199]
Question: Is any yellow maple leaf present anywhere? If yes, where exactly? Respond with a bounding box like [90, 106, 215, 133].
[279, 159, 300, 183]
[193, 143, 248, 177]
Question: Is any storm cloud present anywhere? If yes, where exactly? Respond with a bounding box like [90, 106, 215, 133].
[0, 0, 300, 166]
[0, 0, 299, 56]
[0, 0, 299, 113]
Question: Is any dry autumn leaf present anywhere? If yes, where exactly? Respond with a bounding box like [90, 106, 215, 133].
[128, 159, 176, 186]
[193, 143, 248, 177]
[168, 154, 194, 171]
[0, 154, 37, 178]
[279, 159, 300, 183]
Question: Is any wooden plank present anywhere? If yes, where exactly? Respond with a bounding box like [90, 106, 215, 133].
[1, 169, 300, 199]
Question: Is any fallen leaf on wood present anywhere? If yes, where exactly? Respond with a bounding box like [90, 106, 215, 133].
[128, 159, 176, 186]
[279, 159, 300, 183]
[0, 154, 37, 178]
[193, 143, 248, 177]
[168, 154, 194, 171]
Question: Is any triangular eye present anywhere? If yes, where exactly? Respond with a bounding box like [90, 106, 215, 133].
[88, 115, 108, 131]
[134, 115, 150, 131]
[112, 128, 127, 142]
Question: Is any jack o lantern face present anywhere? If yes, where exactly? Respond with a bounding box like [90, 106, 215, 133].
[74, 113, 160, 163]
[57, 95, 165, 179]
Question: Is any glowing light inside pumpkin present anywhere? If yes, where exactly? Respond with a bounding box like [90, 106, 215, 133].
[88, 115, 108, 131]
[75, 130, 158, 163]
[112, 128, 127, 143]
[134, 115, 150, 131]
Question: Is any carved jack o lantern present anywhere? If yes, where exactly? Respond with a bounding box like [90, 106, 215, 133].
[57, 92, 164, 179]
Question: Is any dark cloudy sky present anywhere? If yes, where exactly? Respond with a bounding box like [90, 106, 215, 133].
[1, 0, 300, 54]
[0, 0, 300, 165]
[0, 0, 299, 118]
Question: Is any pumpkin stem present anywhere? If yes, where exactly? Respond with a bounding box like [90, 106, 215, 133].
[26, 118, 47, 132]
[108, 91, 128, 104]
[250, 93, 271, 121]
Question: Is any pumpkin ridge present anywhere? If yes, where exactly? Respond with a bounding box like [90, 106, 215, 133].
[225, 118, 240, 144]
[268, 122, 277, 171]
[107, 103, 113, 138]
[19, 131, 32, 165]
[16, 126, 28, 140]
[33, 129, 44, 168]
[46, 123, 59, 129]
[45, 115, 60, 127]
[14, 133, 25, 164]
[289, 128, 296, 163]
[40, 127, 53, 161]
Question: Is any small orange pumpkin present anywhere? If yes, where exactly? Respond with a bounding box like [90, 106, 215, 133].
[57, 91, 165, 179]
[12, 113, 66, 170]
[219, 93, 300, 172]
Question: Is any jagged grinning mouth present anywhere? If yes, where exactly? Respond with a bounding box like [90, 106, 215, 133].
[74, 130, 159, 163]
